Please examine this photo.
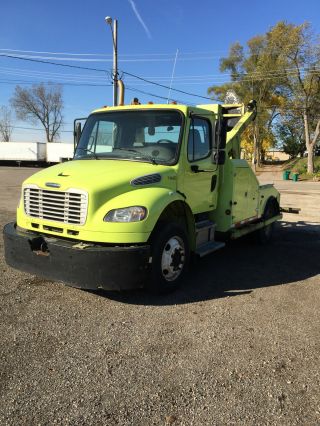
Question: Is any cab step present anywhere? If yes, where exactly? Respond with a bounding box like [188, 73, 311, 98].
[196, 241, 225, 258]
[195, 220, 225, 257]
[195, 220, 216, 247]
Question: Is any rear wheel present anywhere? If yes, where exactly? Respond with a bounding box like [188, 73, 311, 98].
[147, 223, 190, 294]
[257, 221, 275, 244]
[257, 198, 279, 244]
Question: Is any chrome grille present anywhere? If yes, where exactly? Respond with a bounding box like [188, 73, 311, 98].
[24, 187, 88, 225]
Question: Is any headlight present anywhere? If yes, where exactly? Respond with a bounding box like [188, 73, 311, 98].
[104, 206, 147, 222]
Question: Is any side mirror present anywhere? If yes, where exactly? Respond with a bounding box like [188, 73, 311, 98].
[215, 117, 228, 150]
[74, 122, 82, 151]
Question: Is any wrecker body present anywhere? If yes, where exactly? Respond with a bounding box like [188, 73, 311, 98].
[4, 100, 281, 292]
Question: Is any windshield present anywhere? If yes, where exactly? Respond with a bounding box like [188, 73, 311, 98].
[74, 110, 183, 165]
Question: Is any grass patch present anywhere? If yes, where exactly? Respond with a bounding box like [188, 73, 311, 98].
[283, 157, 320, 179]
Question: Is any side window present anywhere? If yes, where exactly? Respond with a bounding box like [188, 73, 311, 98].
[95, 121, 114, 152]
[188, 118, 211, 162]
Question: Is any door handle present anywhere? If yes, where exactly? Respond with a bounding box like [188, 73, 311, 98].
[211, 175, 217, 192]
[191, 165, 213, 173]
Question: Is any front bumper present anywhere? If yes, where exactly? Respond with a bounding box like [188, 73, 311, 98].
[3, 222, 150, 290]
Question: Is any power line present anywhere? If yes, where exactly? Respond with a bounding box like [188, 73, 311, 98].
[0, 66, 109, 80]
[0, 78, 191, 104]
[0, 71, 318, 87]
[1, 52, 318, 105]
[0, 48, 213, 56]
[122, 70, 214, 100]
[11, 125, 73, 133]
[2, 53, 318, 87]
[0, 53, 107, 73]
[0, 62, 319, 83]
[0, 79, 113, 87]
[0, 51, 222, 63]
[0, 53, 217, 101]
[0, 76, 193, 104]
[2, 45, 316, 58]
[0, 48, 227, 56]
[0, 48, 114, 57]
[125, 86, 191, 105]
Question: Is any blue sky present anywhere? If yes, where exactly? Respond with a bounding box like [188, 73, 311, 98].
[0, 0, 319, 142]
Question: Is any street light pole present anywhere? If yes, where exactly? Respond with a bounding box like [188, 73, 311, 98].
[105, 16, 118, 107]
[112, 19, 118, 107]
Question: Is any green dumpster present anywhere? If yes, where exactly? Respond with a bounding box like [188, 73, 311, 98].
[283, 170, 290, 180]
[292, 173, 299, 182]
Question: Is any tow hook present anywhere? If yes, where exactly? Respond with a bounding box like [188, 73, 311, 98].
[280, 207, 301, 214]
[28, 236, 50, 256]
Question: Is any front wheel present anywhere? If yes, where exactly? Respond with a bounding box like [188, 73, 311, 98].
[147, 223, 190, 294]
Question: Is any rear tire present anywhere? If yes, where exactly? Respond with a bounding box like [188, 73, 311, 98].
[147, 223, 190, 294]
[257, 198, 279, 244]
[257, 222, 275, 244]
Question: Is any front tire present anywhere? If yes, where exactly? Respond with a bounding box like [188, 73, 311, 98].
[147, 223, 190, 294]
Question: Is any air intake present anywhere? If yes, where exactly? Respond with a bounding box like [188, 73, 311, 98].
[131, 173, 161, 186]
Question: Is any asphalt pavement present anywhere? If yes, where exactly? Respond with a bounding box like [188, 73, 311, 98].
[0, 165, 319, 425]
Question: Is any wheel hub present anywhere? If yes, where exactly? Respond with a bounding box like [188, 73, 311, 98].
[161, 236, 185, 281]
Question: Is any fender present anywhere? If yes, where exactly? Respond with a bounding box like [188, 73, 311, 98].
[87, 187, 189, 242]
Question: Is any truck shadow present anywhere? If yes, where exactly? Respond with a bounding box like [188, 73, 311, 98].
[95, 220, 320, 306]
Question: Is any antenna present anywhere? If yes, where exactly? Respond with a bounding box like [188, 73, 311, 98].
[167, 49, 179, 104]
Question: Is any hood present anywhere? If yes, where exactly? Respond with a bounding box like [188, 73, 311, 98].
[23, 159, 177, 196]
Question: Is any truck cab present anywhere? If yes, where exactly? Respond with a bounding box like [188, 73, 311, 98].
[4, 101, 281, 293]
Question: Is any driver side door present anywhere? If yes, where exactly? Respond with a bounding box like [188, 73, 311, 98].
[182, 116, 218, 214]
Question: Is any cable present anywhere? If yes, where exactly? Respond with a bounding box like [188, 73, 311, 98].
[1, 53, 317, 105]
[0, 76, 191, 104]
[0, 71, 317, 87]
[0, 48, 229, 56]
[0, 66, 109, 80]
[10, 125, 73, 133]
[0, 79, 113, 87]
[0, 48, 114, 57]
[125, 86, 191, 104]
[1, 45, 315, 57]
[122, 70, 216, 101]
[0, 53, 218, 101]
[0, 77, 191, 103]
[0, 52, 222, 63]
[0, 53, 107, 73]
[1, 53, 318, 93]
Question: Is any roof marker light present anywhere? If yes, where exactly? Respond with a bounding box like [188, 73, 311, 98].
[131, 98, 141, 105]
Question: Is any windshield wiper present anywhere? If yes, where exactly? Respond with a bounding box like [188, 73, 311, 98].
[113, 148, 158, 165]
[76, 147, 99, 159]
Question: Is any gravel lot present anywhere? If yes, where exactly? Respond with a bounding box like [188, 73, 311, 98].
[1, 166, 320, 425]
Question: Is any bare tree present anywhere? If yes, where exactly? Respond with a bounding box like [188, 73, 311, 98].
[11, 84, 63, 142]
[0, 106, 13, 142]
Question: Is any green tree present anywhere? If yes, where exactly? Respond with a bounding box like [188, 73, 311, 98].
[209, 21, 320, 173]
[208, 37, 281, 166]
[265, 22, 320, 173]
[276, 121, 305, 158]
